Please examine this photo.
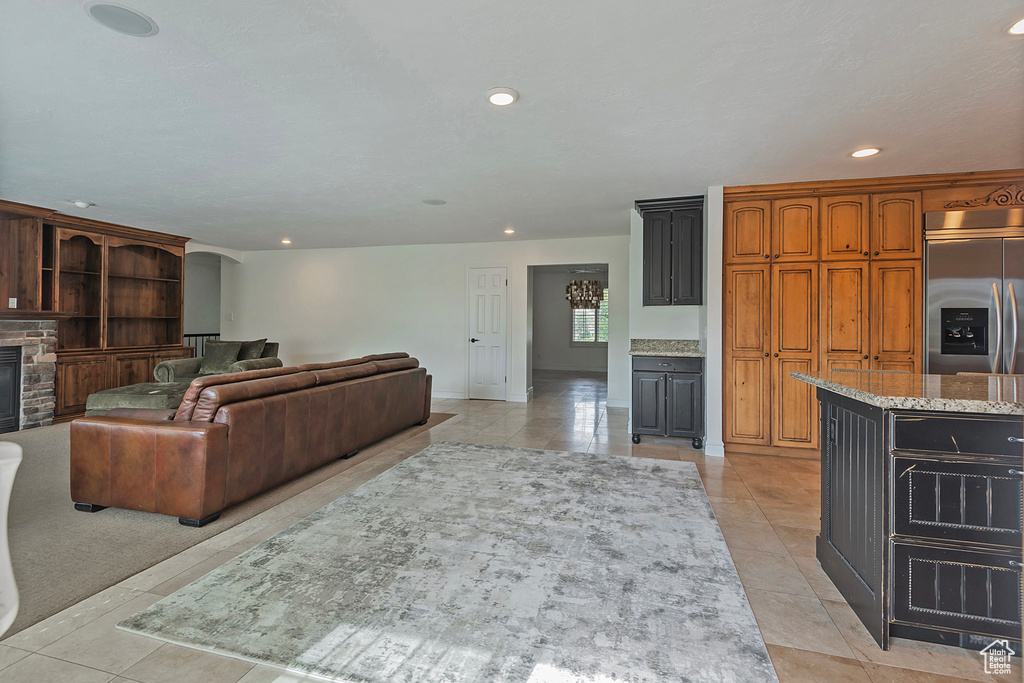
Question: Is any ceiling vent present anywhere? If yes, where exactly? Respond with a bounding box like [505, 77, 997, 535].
[84, 2, 159, 37]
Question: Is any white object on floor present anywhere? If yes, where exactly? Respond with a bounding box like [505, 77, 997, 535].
[0, 441, 22, 637]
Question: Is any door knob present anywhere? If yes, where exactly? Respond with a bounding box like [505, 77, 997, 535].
[469, 338, 480, 343]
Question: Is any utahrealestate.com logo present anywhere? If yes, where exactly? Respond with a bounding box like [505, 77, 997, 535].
[980, 639, 1015, 675]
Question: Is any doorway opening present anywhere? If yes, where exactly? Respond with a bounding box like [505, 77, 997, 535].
[527, 264, 609, 406]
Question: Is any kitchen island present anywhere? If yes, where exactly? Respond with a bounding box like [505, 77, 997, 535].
[792, 370, 1023, 651]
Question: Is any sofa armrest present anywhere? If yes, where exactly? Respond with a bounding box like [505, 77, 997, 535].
[228, 357, 283, 373]
[70, 417, 229, 521]
[154, 357, 202, 382]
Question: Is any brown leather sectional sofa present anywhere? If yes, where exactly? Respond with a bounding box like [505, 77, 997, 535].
[70, 353, 431, 526]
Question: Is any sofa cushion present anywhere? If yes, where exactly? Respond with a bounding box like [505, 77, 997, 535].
[311, 363, 379, 386]
[192, 372, 318, 423]
[298, 357, 367, 372]
[218, 338, 267, 360]
[372, 357, 419, 374]
[360, 352, 410, 362]
[199, 341, 242, 375]
[175, 366, 303, 421]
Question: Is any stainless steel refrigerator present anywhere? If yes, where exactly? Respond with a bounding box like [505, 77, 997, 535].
[925, 207, 1024, 375]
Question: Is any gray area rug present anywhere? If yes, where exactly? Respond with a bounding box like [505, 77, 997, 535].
[1, 413, 451, 636]
[120, 442, 777, 682]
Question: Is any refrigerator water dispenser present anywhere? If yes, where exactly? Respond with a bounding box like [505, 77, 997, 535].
[940, 308, 987, 355]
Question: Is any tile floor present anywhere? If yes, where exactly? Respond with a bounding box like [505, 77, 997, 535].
[0, 370, 1018, 682]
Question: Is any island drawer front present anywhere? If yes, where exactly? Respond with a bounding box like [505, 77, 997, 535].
[891, 413, 1023, 457]
[893, 457, 1023, 547]
[631, 357, 702, 374]
[891, 542, 1022, 640]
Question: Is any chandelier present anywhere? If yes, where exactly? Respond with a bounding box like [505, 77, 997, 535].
[565, 280, 604, 310]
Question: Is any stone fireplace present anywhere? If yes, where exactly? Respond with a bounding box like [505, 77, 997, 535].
[0, 320, 56, 431]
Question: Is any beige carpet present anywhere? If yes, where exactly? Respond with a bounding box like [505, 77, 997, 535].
[1, 413, 452, 636]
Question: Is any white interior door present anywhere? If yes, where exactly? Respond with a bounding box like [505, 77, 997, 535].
[468, 266, 508, 400]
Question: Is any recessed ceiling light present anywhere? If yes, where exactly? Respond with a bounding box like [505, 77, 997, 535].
[487, 88, 519, 106]
[281, 239, 292, 245]
[851, 148, 880, 158]
[70, 200, 95, 209]
[504, 228, 515, 234]
[422, 199, 447, 206]
[1010, 18, 1024, 35]
[84, 2, 159, 37]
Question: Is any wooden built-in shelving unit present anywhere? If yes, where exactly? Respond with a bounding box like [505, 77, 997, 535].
[0, 199, 194, 419]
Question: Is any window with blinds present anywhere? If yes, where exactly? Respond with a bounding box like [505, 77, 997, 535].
[571, 288, 609, 344]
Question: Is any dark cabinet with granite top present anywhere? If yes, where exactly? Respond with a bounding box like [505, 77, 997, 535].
[631, 356, 704, 448]
[636, 196, 703, 306]
[816, 388, 1023, 651]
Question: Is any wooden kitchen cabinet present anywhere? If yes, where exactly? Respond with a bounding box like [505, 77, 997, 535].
[871, 193, 922, 260]
[871, 260, 922, 372]
[723, 264, 771, 445]
[771, 198, 818, 261]
[771, 263, 818, 447]
[821, 261, 869, 369]
[724, 200, 771, 263]
[821, 195, 870, 260]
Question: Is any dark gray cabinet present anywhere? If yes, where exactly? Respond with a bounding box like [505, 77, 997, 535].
[817, 388, 1024, 651]
[636, 196, 703, 306]
[631, 356, 704, 448]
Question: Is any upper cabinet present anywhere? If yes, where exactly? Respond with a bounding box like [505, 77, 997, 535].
[724, 200, 771, 263]
[872, 193, 922, 260]
[821, 195, 870, 260]
[771, 198, 818, 261]
[637, 196, 703, 306]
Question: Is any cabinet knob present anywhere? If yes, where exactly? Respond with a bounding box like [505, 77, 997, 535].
[863, 251, 868, 256]
[863, 355, 868, 359]
[873, 356, 879, 360]
[874, 251, 880, 256]
[774, 353, 779, 357]
[764, 254, 770, 259]
[764, 353, 769, 357]
[774, 254, 780, 258]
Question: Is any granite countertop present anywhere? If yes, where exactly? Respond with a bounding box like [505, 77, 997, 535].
[629, 339, 705, 357]
[792, 370, 1024, 415]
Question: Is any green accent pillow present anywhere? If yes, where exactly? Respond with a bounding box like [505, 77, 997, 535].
[235, 338, 267, 360]
[199, 341, 243, 375]
[217, 338, 267, 360]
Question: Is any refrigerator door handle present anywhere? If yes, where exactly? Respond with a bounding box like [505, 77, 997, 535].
[993, 282, 1003, 373]
[1008, 282, 1019, 374]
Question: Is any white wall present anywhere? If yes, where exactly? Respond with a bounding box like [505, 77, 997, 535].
[183, 256, 221, 334]
[627, 208, 703, 340]
[220, 236, 630, 408]
[532, 270, 608, 372]
[704, 187, 725, 457]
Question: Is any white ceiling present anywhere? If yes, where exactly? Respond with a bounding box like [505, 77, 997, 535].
[2, 1, 1022, 250]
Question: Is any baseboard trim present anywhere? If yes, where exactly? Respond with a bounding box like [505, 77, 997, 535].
[605, 398, 629, 409]
[724, 443, 819, 460]
[431, 391, 465, 400]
